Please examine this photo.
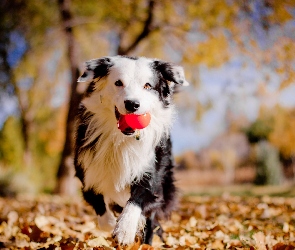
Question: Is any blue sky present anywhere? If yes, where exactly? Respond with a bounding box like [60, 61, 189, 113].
[171, 60, 295, 155]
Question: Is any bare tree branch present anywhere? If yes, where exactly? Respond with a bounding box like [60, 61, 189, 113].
[117, 0, 157, 55]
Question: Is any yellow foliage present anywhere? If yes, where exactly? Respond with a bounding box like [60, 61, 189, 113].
[186, 0, 239, 31]
[268, 0, 294, 24]
[268, 107, 295, 158]
[184, 31, 229, 67]
[3, 0, 295, 192]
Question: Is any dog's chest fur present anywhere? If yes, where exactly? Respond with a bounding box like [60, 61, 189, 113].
[84, 134, 154, 201]
[78, 108, 163, 206]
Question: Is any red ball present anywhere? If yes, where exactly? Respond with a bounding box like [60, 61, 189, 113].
[118, 113, 151, 131]
[124, 113, 151, 129]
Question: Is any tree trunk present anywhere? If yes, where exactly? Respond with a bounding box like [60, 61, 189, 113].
[55, 0, 157, 195]
[55, 0, 82, 195]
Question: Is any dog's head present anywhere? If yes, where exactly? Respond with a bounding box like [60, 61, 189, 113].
[78, 56, 189, 136]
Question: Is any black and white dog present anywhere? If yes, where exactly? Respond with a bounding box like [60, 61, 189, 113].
[74, 56, 188, 245]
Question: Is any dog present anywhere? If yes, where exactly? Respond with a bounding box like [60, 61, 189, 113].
[74, 55, 189, 245]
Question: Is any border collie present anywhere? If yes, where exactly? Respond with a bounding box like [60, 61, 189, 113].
[74, 56, 188, 245]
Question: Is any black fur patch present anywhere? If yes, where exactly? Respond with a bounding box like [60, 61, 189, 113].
[83, 57, 114, 96]
[74, 104, 96, 184]
[152, 61, 177, 84]
[144, 213, 163, 245]
[129, 136, 176, 218]
[83, 188, 106, 216]
[88, 57, 114, 79]
[151, 61, 174, 107]
[109, 202, 123, 216]
[155, 78, 171, 107]
[75, 163, 84, 184]
[75, 104, 95, 150]
[155, 137, 177, 216]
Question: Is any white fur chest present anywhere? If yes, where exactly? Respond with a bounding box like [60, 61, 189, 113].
[80, 87, 175, 206]
[82, 125, 156, 206]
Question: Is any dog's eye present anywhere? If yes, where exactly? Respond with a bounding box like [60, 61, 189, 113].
[115, 80, 123, 87]
[144, 83, 152, 90]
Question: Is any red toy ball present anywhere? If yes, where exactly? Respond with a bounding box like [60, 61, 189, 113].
[118, 113, 151, 131]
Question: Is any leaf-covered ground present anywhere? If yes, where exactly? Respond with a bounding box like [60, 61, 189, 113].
[0, 194, 295, 249]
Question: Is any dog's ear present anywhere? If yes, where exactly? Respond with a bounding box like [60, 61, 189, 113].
[152, 60, 189, 107]
[78, 57, 114, 82]
[153, 60, 189, 87]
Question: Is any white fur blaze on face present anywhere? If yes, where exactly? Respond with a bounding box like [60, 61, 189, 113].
[112, 203, 144, 245]
[104, 57, 156, 116]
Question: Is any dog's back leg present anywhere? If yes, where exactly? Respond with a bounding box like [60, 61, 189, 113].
[162, 169, 177, 215]
[82, 188, 116, 230]
[83, 188, 106, 215]
[143, 212, 164, 245]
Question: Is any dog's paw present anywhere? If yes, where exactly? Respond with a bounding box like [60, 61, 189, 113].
[112, 203, 142, 245]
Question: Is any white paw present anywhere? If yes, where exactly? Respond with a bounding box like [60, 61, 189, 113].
[112, 203, 142, 245]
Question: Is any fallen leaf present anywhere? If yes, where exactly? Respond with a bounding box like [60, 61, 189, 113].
[87, 236, 110, 247]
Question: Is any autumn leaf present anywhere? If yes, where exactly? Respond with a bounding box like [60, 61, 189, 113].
[1, 194, 295, 249]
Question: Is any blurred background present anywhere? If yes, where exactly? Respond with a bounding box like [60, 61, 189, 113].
[1, 0, 295, 196]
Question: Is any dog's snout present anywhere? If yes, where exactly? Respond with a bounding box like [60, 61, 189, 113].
[124, 100, 140, 112]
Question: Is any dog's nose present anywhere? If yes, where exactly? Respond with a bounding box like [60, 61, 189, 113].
[124, 100, 140, 112]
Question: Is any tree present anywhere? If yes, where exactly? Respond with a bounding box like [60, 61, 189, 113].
[1, 0, 295, 194]
[268, 107, 295, 159]
[268, 106, 295, 182]
[254, 140, 284, 185]
[0, 0, 59, 167]
[244, 105, 295, 183]
[55, 0, 82, 195]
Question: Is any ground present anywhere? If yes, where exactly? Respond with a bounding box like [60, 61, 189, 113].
[1, 190, 295, 250]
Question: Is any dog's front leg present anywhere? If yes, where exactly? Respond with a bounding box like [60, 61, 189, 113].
[112, 174, 160, 245]
[112, 201, 145, 245]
